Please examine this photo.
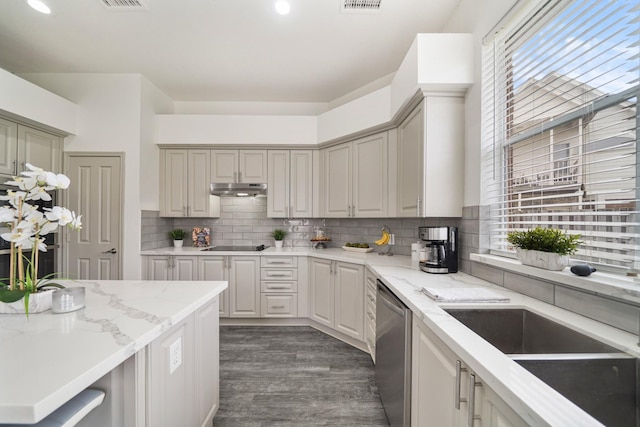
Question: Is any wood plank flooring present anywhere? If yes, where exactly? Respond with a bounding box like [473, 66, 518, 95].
[213, 326, 389, 426]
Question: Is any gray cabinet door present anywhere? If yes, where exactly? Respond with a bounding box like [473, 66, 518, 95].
[147, 315, 196, 427]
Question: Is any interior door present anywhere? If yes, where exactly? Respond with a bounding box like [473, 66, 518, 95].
[65, 154, 122, 280]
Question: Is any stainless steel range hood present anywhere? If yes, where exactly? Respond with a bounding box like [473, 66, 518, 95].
[210, 183, 267, 197]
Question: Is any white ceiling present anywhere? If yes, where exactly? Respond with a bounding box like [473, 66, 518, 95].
[0, 0, 462, 103]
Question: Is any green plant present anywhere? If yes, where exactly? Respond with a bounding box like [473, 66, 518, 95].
[506, 227, 581, 256]
[169, 229, 187, 240]
[271, 229, 288, 241]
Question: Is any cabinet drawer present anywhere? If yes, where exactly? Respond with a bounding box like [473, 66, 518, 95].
[261, 294, 298, 317]
[261, 268, 298, 281]
[261, 256, 297, 267]
[260, 281, 298, 293]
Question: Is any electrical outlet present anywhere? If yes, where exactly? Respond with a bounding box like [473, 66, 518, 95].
[169, 337, 182, 374]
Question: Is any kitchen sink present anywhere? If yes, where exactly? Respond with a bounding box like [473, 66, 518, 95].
[444, 308, 638, 427]
[513, 355, 638, 427]
[444, 308, 619, 354]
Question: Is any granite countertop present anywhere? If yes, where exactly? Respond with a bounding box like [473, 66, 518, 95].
[140, 246, 640, 425]
[0, 279, 227, 424]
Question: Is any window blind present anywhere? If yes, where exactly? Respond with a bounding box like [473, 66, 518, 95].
[482, 0, 640, 272]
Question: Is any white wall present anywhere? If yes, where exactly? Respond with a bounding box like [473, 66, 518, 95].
[19, 73, 148, 280]
[155, 114, 318, 145]
[141, 77, 174, 212]
[442, 0, 518, 206]
[0, 68, 77, 135]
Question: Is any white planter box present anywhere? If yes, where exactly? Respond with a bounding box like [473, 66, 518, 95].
[0, 289, 54, 314]
[516, 249, 569, 271]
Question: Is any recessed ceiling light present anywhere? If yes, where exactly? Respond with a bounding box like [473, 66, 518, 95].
[274, 0, 290, 15]
[27, 0, 51, 14]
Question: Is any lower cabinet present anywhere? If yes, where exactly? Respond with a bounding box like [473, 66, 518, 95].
[146, 297, 219, 427]
[198, 256, 260, 318]
[145, 255, 197, 281]
[229, 256, 261, 317]
[198, 256, 229, 317]
[144, 255, 260, 318]
[411, 313, 527, 427]
[309, 258, 364, 342]
[260, 256, 299, 318]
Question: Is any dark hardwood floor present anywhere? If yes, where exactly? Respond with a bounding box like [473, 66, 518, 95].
[213, 326, 389, 426]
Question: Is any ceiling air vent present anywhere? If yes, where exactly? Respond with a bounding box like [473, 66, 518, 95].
[341, 0, 382, 13]
[99, 0, 148, 10]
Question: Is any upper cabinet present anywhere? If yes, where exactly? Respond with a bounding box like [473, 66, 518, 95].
[211, 149, 267, 183]
[160, 149, 220, 218]
[397, 96, 464, 217]
[321, 132, 389, 218]
[267, 150, 314, 218]
[0, 118, 61, 177]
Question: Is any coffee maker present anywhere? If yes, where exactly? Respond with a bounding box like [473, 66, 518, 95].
[418, 226, 458, 274]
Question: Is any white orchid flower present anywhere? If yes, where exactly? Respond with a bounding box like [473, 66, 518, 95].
[0, 206, 14, 224]
[22, 237, 47, 252]
[45, 206, 77, 226]
[44, 171, 70, 190]
[26, 186, 52, 202]
[3, 176, 36, 192]
[69, 213, 82, 230]
[2, 220, 35, 247]
[40, 221, 58, 236]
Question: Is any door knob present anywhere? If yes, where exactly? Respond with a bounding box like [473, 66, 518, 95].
[102, 248, 117, 254]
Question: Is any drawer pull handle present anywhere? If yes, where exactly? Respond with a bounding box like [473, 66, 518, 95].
[268, 286, 289, 289]
[267, 261, 288, 264]
[455, 360, 468, 410]
[267, 274, 289, 277]
[271, 305, 286, 309]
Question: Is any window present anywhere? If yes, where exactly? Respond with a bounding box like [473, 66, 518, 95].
[482, 0, 639, 272]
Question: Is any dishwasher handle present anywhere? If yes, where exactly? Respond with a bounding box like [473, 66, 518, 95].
[377, 281, 407, 317]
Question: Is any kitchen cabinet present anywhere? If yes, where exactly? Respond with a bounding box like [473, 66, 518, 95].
[198, 256, 260, 318]
[211, 149, 267, 183]
[145, 255, 197, 281]
[194, 297, 220, 427]
[309, 258, 364, 341]
[147, 297, 219, 427]
[0, 118, 61, 177]
[365, 268, 377, 363]
[412, 313, 527, 427]
[198, 256, 229, 318]
[260, 256, 299, 317]
[321, 132, 388, 218]
[397, 96, 464, 217]
[229, 256, 261, 317]
[160, 149, 220, 218]
[267, 150, 313, 218]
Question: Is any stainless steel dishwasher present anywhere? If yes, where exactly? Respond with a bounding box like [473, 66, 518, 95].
[375, 280, 412, 427]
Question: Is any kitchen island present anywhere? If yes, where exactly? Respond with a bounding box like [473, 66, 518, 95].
[0, 279, 227, 426]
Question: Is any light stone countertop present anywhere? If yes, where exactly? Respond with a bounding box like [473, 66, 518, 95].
[141, 246, 640, 425]
[0, 279, 227, 424]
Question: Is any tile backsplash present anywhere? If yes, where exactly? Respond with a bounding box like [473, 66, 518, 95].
[141, 197, 461, 256]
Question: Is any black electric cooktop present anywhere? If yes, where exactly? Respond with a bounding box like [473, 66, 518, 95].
[201, 245, 269, 252]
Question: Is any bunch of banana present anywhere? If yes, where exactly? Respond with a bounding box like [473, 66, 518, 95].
[375, 230, 391, 246]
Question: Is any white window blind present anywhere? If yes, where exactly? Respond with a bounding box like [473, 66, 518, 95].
[482, 0, 640, 272]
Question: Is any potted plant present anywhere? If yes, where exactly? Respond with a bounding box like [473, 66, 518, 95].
[169, 229, 187, 248]
[507, 227, 581, 271]
[271, 229, 288, 248]
[0, 164, 82, 315]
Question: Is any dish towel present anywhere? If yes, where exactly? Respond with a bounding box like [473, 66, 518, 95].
[422, 287, 510, 303]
